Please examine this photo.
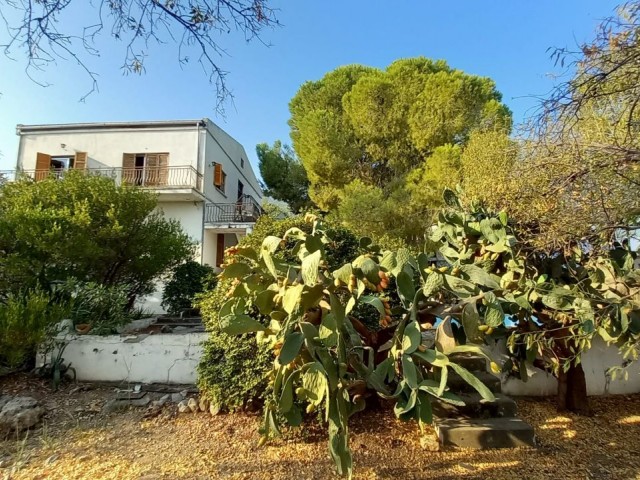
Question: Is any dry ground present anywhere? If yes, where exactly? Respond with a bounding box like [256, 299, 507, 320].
[1, 374, 640, 480]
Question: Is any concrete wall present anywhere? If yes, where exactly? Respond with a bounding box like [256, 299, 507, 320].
[499, 337, 640, 396]
[17, 126, 199, 170]
[52, 333, 207, 385]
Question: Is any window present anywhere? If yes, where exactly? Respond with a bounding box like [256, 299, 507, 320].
[237, 180, 244, 200]
[122, 153, 168, 186]
[214, 162, 226, 193]
[35, 151, 87, 181]
[240, 157, 245, 168]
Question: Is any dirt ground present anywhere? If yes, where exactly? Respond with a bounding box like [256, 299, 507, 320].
[1, 374, 639, 480]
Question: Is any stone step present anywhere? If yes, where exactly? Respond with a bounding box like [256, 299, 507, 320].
[446, 371, 502, 394]
[434, 417, 535, 449]
[448, 353, 487, 372]
[432, 393, 517, 419]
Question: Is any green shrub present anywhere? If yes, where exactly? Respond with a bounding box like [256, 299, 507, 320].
[0, 290, 70, 368]
[197, 214, 360, 411]
[64, 281, 132, 335]
[162, 261, 215, 314]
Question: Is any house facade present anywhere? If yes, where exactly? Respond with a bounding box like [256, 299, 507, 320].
[12, 119, 263, 313]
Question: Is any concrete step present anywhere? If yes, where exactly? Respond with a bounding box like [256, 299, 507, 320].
[434, 417, 535, 449]
[446, 370, 502, 394]
[432, 393, 517, 419]
[448, 353, 487, 372]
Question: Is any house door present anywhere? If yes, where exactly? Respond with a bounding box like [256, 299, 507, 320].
[216, 233, 225, 268]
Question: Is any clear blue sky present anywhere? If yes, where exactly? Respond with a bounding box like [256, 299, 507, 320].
[0, 1, 621, 172]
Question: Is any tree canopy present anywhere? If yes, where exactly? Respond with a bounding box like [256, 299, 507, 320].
[257, 141, 311, 213]
[288, 57, 512, 244]
[0, 171, 194, 302]
[0, 0, 278, 110]
[461, 3, 640, 251]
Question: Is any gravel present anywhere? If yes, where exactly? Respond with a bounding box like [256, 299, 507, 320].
[1, 374, 639, 479]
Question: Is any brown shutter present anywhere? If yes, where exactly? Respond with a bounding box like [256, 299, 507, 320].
[145, 154, 159, 186]
[122, 153, 135, 184]
[214, 163, 223, 187]
[35, 152, 51, 181]
[216, 233, 225, 267]
[158, 153, 168, 186]
[74, 152, 88, 170]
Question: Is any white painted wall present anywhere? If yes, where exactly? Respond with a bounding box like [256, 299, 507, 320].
[201, 120, 262, 204]
[17, 126, 199, 170]
[497, 337, 640, 396]
[49, 333, 206, 384]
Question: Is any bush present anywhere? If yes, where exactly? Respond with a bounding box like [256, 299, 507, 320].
[0, 290, 70, 368]
[64, 281, 132, 335]
[0, 171, 194, 301]
[162, 261, 215, 315]
[197, 214, 360, 411]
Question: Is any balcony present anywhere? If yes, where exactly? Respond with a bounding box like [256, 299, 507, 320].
[1, 166, 204, 201]
[205, 195, 262, 226]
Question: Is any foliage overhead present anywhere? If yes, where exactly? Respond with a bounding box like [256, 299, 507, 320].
[0, 0, 279, 111]
[288, 57, 512, 243]
[462, 3, 640, 250]
[215, 190, 639, 476]
[257, 141, 311, 213]
[0, 171, 194, 302]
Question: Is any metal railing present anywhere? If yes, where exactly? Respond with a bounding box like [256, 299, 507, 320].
[3, 166, 203, 191]
[205, 195, 262, 223]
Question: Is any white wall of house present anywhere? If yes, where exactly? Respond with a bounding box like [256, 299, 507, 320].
[201, 121, 262, 203]
[17, 126, 199, 171]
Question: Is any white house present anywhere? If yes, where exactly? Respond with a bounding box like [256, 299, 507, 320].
[11, 119, 263, 313]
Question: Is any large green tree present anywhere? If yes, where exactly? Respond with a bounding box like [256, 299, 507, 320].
[0, 172, 194, 303]
[257, 141, 311, 213]
[288, 57, 512, 244]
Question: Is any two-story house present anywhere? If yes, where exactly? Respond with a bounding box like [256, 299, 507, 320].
[10, 119, 263, 313]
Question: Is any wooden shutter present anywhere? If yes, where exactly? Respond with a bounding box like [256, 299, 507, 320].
[158, 153, 168, 186]
[35, 152, 51, 181]
[214, 163, 223, 187]
[145, 154, 159, 186]
[122, 153, 135, 184]
[74, 152, 88, 170]
[216, 233, 225, 267]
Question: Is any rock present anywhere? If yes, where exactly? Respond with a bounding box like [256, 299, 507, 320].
[209, 402, 221, 416]
[170, 393, 184, 403]
[0, 397, 45, 435]
[198, 397, 210, 413]
[435, 317, 456, 353]
[130, 395, 151, 407]
[187, 398, 198, 413]
[419, 434, 440, 451]
[157, 394, 171, 407]
[179, 389, 189, 398]
[177, 400, 190, 414]
[102, 399, 129, 413]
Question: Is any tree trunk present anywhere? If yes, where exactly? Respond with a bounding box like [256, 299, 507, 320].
[557, 362, 592, 416]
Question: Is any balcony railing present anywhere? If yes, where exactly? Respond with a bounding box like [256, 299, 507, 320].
[205, 195, 262, 224]
[3, 166, 203, 191]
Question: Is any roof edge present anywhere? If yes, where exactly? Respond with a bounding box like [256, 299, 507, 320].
[16, 119, 207, 134]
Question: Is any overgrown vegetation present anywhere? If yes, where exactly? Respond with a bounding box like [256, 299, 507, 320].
[0, 290, 70, 368]
[162, 261, 216, 315]
[212, 189, 639, 477]
[197, 214, 360, 412]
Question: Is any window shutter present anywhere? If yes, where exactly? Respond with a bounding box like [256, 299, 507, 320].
[145, 154, 159, 186]
[35, 152, 51, 181]
[214, 163, 223, 187]
[74, 152, 88, 170]
[122, 153, 135, 183]
[158, 153, 168, 186]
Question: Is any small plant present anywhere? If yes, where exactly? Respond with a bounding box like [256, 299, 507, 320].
[0, 290, 70, 368]
[162, 261, 215, 315]
[34, 339, 76, 390]
[63, 281, 132, 335]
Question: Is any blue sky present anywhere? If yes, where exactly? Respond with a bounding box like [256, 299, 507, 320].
[0, 1, 621, 172]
